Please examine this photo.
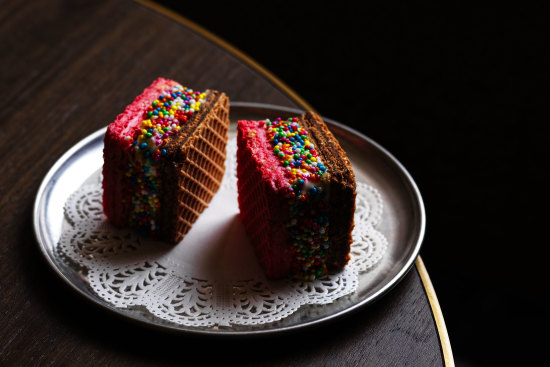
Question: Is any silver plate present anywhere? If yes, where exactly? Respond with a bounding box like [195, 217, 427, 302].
[33, 102, 425, 336]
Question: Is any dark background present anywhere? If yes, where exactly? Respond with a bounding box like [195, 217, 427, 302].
[155, 2, 548, 366]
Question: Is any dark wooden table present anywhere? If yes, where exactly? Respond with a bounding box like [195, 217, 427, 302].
[0, 0, 453, 365]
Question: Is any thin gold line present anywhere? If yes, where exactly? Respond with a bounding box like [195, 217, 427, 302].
[134, 1, 453, 363]
[133, 0, 315, 112]
[416, 256, 455, 366]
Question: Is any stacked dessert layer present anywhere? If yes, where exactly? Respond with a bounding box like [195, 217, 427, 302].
[237, 112, 356, 280]
[102, 78, 230, 244]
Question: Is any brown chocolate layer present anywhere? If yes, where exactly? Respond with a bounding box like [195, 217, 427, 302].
[300, 112, 356, 272]
[158, 91, 229, 243]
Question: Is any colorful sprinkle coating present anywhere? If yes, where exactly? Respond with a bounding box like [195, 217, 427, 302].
[263, 117, 326, 199]
[125, 84, 205, 235]
[262, 117, 329, 280]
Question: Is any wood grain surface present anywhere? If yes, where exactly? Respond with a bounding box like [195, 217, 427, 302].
[0, 0, 447, 365]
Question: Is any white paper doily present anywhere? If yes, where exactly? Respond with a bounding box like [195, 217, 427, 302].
[58, 140, 387, 327]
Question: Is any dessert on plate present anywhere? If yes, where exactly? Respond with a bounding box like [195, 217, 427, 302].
[102, 77, 230, 243]
[237, 112, 356, 280]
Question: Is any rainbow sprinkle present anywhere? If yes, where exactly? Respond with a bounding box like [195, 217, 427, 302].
[262, 117, 329, 280]
[125, 84, 205, 235]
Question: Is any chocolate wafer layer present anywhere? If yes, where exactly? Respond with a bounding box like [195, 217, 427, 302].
[299, 112, 356, 271]
[159, 91, 230, 243]
[102, 78, 230, 244]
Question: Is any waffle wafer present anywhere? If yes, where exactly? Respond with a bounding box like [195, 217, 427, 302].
[102, 78, 230, 244]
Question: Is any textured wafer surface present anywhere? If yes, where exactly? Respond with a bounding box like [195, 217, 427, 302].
[301, 112, 356, 271]
[160, 92, 230, 243]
